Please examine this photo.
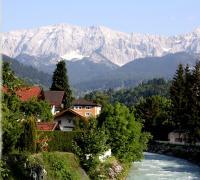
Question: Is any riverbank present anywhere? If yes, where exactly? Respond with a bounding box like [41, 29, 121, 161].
[148, 141, 200, 166]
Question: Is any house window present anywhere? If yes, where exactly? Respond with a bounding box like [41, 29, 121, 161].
[85, 112, 91, 117]
[74, 106, 82, 109]
[86, 106, 92, 109]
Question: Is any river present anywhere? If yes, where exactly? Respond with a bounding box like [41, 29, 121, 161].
[127, 152, 200, 180]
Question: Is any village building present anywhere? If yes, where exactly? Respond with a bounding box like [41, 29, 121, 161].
[168, 130, 189, 144]
[3, 85, 102, 130]
[43, 91, 65, 115]
[71, 98, 101, 118]
[54, 109, 86, 131]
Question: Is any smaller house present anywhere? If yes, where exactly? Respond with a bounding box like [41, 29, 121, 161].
[54, 109, 86, 131]
[71, 98, 101, 118]
[36, 122, 59, 131]
[168, 130, 189, 144]
[43, 91, 65, 115]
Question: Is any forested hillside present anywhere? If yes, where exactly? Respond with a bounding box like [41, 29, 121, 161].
[1, 54, 52, 89]
[85, 78, 170, 106]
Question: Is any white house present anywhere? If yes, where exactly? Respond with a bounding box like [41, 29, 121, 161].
[54, 109, 86, 131]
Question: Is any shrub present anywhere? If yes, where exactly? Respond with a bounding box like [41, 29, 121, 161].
[72, 119, 109, 179]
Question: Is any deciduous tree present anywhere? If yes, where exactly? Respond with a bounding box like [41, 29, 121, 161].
[98, 103, 150, 162]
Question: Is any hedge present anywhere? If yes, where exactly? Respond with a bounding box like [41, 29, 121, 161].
[36, 131, 82, 152]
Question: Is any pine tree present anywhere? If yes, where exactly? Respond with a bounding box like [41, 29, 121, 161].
[51, 60, 73, 108]
[190, 62, 200, 142]
[170, 64, 185, 129]
[183, 64, 193, 130]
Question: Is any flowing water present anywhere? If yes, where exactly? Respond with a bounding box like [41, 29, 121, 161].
[127, 152, 200, 180]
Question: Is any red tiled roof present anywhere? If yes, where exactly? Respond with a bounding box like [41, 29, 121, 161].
[44, 91, 65, 107]
[2, 85, 42, 101]
[16, 86, 42, 101]
[36, 122, 58, 131]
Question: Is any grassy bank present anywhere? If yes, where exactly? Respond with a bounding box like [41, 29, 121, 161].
[3, 152, 89, 180]
[31, 152, 89, 180]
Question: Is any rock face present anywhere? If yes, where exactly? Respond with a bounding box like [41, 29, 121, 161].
[1, 24, 200, 70]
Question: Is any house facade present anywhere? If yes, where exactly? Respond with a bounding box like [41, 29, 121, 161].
[71, 99, 101, 118]
[54, 109, 86, 131]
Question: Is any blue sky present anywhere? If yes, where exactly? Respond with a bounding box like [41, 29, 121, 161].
[2, 0, 200, 35]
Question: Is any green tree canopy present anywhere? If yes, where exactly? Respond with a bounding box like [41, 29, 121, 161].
[98, 103, 150, 162]
[2, 102, 23, 155]
[170, 64, 185, 129]
[84, 78, 170, 107]
[135, 95, 172, 140]
[20, 98, 53, 122]
[190, 62, 200, 142]
[170, 62, 200, 143]
[2, 62, 26, 91]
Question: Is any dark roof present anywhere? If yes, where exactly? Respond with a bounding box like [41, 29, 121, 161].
[44, 91, 65, 107]
[36, 122, 58, 131]
[54, 109, 86, 120]
[72, 98, 100, 106]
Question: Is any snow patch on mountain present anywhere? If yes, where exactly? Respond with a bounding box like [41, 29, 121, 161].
[61, 50, 88, 61]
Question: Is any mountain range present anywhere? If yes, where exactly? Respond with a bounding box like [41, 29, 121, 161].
[1, 24, 200, 71]
[1, 24, 200, 92]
